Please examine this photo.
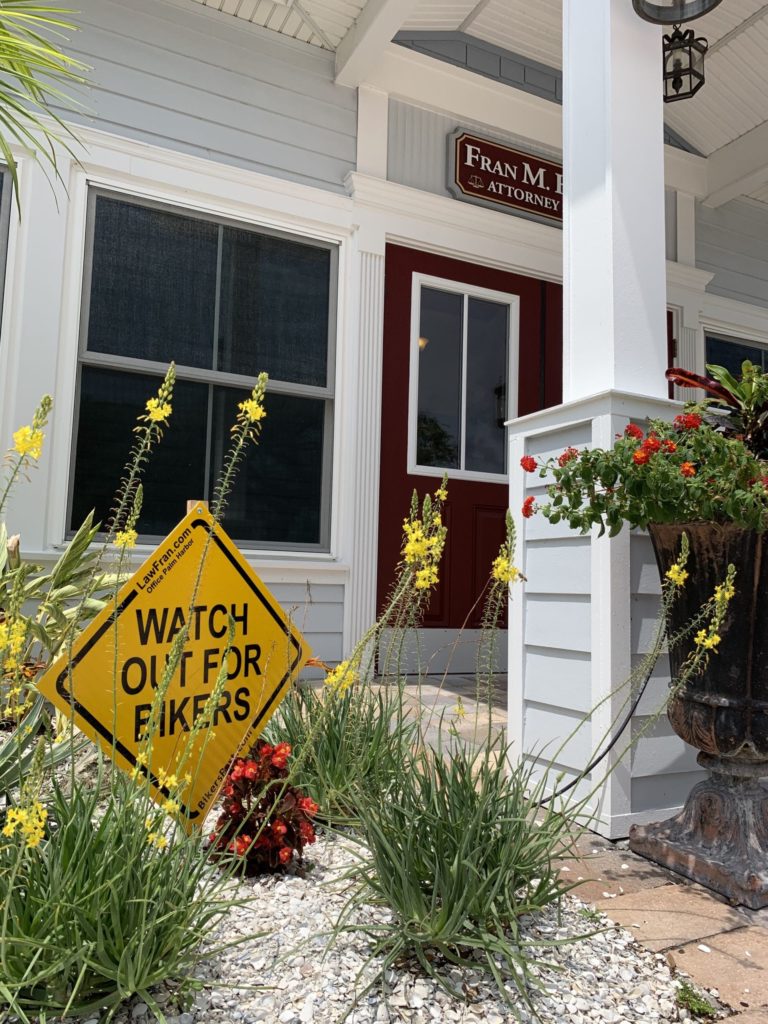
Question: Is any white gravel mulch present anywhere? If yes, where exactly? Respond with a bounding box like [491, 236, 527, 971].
[68, 832, 713, 1024]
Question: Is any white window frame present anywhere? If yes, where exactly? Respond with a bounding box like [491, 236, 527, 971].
[69, 186, 338, 553]
[407, 272, 520, 483]
[41, 129, 356, 566]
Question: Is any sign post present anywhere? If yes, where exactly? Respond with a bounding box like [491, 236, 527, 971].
[37, 505, 310, 829]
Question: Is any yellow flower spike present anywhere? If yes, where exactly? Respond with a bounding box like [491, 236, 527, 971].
[492, 555, 520, 585]
[145, 397, 172, 424]
[666, 564, 689, 587]
[324, 658, 360, 695]
[162, 799, 180, 816]
[12, 425, 44, 461]
[115, 528, 138, 549]
[238, 398, 266, 423]
[453, 697, 467, 720]
[414, 566, 439, 590]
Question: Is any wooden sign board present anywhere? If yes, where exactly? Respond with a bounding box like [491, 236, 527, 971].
[448, 130, 563, 224]
[37, 506, 310, 830]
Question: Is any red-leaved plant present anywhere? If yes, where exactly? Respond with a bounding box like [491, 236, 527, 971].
[209, 739, 318, 875]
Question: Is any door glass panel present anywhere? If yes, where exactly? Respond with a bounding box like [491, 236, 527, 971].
[87, 196, 218, 368]
[465, 297, 508, 474]
[416, 288, 463, 468]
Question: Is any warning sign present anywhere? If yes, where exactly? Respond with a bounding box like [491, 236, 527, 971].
[37, 506, 310, 828]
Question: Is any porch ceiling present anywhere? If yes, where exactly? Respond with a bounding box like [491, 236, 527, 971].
[190, 0, 768, 180]
[189, 0, 366, 49]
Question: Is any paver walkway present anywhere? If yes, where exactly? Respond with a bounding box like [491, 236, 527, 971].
[402, 673, 768, 1022]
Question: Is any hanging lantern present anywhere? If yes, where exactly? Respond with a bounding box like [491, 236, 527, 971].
[632, 0, 722, 102]
[632, 0, 724, 24]
[662, 25, 707, 102]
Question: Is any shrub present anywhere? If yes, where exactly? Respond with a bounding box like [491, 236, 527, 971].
[208, 739, 318, 874]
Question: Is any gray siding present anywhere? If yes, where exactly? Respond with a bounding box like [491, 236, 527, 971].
[64, 0, 357, 193]
[521, 424, 593, 803]
[629, 533, 705, 815]
[388, 99, 561, 199]
[267, 582, 344, 677]
[697, 198, 768, 310]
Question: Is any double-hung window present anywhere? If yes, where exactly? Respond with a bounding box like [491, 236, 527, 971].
[69, 191, 336, 549]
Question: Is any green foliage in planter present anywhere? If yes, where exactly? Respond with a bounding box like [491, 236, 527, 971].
[526, 414, 768, 536]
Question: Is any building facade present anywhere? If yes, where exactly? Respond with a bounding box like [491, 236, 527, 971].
[1, 0, 766, 834]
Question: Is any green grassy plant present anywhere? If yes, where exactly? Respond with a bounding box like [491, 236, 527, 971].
[339, 740, 579, 1009]
[0, 771, 246, 1021]
[0, 370, 274, 1021]
[267, 680, 419, 826]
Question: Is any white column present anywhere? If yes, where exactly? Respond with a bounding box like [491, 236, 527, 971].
[562, 0, 668, 402]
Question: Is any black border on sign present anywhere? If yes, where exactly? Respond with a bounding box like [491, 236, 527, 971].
[446, 129, 563, 227]
[53, 517, 306, 821]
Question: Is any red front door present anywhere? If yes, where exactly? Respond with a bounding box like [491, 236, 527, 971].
[377, 244, 562, 649]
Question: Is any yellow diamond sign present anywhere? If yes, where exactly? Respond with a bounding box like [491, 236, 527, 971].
[37, 506, 310, 829]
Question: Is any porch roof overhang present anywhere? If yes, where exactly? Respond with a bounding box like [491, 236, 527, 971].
[188, 0, 768, 208]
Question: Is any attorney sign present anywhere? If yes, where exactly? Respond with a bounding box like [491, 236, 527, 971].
[448, 130, 563, 224]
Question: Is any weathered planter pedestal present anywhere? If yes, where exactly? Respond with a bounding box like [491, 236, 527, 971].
[629, 523, 768, 909]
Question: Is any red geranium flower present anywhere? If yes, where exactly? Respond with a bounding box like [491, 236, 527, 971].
[522, 496, 535, 518]
[680, 462, 696, 477]
[624, 423, 644, 440]
[633, 449, 650, 465]
[662, 440, 677, 453]
[298, 796, 319, 816]
[674, 413, 702, 431]
[642, 435, 661, 453]
[558, 447, 579, 467]
[278, 847, 292, 864]
[520, 455, 537, 473]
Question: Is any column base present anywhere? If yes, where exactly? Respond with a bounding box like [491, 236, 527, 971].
[629, 756, 768, 909]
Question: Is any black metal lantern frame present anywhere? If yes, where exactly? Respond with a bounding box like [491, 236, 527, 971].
[632, 0, 724, 24]
[663, 25, 708, 102]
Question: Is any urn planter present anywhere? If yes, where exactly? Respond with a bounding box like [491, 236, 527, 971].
[629, 522, 768, 908]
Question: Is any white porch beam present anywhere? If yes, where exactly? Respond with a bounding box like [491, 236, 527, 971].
[704, 119, 768, 208]
[335, 0, 419, 87]
[563, 0, 668, 401]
